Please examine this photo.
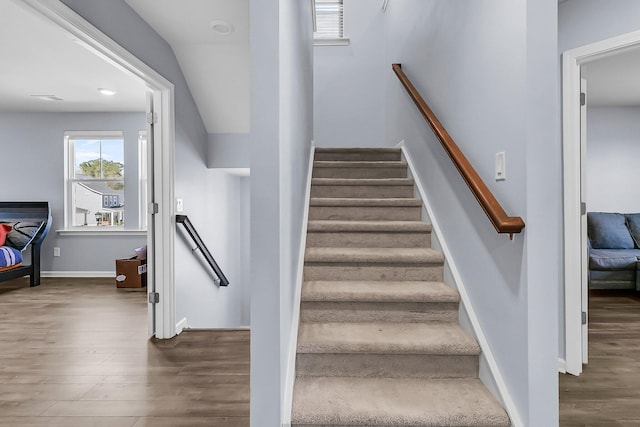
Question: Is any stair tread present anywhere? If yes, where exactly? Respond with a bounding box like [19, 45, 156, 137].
[298, 322, 479, 355]
[314, 160, 407, 168]
[307, 220, 431, 233]
[312, 178, 414, 186]
[315, 147, 401, 153]
[310, 197, 422, 206]
[302, 280, 459, 303]
[305, 247, 444, 264]
[292, 376, 510, 426]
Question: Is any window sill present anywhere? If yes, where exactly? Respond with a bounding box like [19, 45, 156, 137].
[57, 228, 147, 236]
[314, 38, 350, 46]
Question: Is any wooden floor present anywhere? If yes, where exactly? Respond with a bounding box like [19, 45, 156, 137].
[559, 290, 640, 426]
[0, 277, 249, 426]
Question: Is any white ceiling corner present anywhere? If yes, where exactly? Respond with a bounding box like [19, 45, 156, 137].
[124, 0, 250, 133]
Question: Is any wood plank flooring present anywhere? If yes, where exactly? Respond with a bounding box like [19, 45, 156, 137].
[559, 290, 640, 426]
[0, 278, 249, 426]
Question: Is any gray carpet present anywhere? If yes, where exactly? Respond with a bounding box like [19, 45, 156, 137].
[291, 148, 510, 426]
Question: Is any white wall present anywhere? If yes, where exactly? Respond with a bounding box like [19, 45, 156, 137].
[0, 112, 146, 273]
[558, 0, 640, 363]
[250, 0, 313, 425]
[586, 107, 640, 213]
[60, 0, 249, 329]
[313, 0, 387, 147]
[314, 1, 560, 424]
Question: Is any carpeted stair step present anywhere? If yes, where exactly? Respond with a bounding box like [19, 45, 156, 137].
[291, 376, 511, 426]
[309, 197, 422, 221]
[311, 178, 415, 198]
[314, 147, 401, 162]
[296, 322, 479, 378]
[312, 160, 408, 179]
[306, 220, 431, 248]
[304, 247, 444, 281]
[300, 280, 459, 323]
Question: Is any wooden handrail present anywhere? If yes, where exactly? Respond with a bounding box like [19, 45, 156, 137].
[392, 63, 525, 239]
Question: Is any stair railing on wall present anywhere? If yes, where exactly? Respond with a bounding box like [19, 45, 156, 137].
[176, 214, 230, 286]
[392, 63, 525, 239]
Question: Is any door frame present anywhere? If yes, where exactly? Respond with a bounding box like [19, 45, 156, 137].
[563, 29, 640, 375]
[22, 0, 177, 339]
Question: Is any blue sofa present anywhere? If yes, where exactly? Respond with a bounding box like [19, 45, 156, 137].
[587, 212, 640, 290]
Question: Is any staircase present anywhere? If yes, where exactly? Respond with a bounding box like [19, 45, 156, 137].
[291, 148, 510, 426]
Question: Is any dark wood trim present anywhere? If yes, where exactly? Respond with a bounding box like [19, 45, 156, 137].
[392, 63, 525, 239]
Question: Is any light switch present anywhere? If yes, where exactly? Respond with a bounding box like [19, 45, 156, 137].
[495, 152, 506, 181]
[176, 198, 184, 213]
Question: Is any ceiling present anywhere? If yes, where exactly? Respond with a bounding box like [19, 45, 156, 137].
[0, 0, 147, 113]
[124, 0, 250, 133]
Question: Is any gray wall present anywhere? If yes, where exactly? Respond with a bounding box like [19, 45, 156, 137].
[313, 0, 387, 147]
[586, 107, 640, 213]
[0, 112, 146, 272]
[250, 0, 313, 424]
[60, 0, 250, 329]
[558, 0, 640, 363]
[207, 133, 250, 168]
[313, 1, 560, 424]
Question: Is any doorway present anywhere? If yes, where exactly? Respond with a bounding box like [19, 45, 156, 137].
[563, 29, 640, 375]
[21, 0, 177, 339]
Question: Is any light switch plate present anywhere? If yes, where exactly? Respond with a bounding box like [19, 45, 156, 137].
[495, 152, 506, 181]
[176, 198, 184, 213]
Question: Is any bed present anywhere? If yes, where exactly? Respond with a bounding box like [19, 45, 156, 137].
[0, 202, 52, 287]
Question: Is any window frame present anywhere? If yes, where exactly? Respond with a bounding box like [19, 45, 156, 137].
[63, 130, 145, 233]
[313, 0, 350, 46]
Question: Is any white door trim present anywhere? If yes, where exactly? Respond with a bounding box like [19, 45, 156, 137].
[21, 0, 177, 339]
[562, 29, 640, 375]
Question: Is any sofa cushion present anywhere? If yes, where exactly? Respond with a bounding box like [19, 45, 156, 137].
[626, 214, 640, 248]
[589, 248, 640, 271]
[0, 221, 44, 251]
[587, 212, 635, 249]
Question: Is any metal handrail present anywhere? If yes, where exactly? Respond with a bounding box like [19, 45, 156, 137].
[176, 214, 229, 286]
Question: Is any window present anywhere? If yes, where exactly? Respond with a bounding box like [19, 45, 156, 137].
[314, 0, 349, 45]
[64, 131, 146, 230]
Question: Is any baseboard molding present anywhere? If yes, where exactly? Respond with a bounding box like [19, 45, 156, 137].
[399, 142, 524, 427]
[176, 317, 188, 334]
[42, 271, 114, 278]
[558, 358, 567, 374]
[282, 143, 315, 425]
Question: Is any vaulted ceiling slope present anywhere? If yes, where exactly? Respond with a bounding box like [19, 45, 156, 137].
[0, 0, 147, 113]
[124, 0, 250, 134]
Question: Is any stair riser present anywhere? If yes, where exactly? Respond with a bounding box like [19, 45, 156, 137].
[311, 185, 414, 198]
[296, 354, 478, 379]
[304, 264, 443, 281]
[306, 232, 430, 248]
[313, 167, 407, 179]
[309, 206, 421, 221]
[300, 301, 458, 323]
[314, 152, 401, 162]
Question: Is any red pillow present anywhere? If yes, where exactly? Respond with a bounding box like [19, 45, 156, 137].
[0, 224, 11, 246]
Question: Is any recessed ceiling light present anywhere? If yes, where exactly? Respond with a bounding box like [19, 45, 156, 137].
[98, 88, 117, 96]
[31, 95, 64, 102]
[210, 20, 234, 35]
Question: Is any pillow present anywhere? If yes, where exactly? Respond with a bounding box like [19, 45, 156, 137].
[587, 212, 635, 249]
[0, 221, 44, 251]
[0, 246, 23, 268]
[626, 214, 640, 248]
[0, 224, 11, 246]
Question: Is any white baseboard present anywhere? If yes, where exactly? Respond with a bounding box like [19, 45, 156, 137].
[176, 317, 188, 334]
[282, 143, 315, 425]
[558, 358, 567, 374]
[399, 142, 524, 427]
[42, 271, 114, 278]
